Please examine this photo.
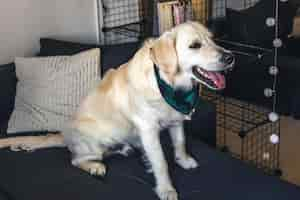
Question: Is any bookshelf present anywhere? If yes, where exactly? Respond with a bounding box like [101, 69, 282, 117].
[157, 0, 210, 34]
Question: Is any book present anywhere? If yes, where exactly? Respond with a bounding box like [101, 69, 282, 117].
[157, 1, 178, 34]
[157, 0, 209, 34]
[173, 2, 185, 25]
[185, 0, 194, 21]
[191, 0, 209, 24]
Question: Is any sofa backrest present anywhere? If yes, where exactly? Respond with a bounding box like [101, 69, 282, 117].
[0, 63, 17, 133]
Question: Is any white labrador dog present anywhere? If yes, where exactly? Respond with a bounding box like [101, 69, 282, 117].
[0, 21, 234, 200]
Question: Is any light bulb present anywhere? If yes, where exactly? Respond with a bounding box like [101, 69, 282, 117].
[269, 112, 279, 122]
[270, 134, 280, 144]
[264, 88, 273, 97]
[266, 17, 275, 27]
[273, 38, 282, 48]
[257, 54, 263, 59]
[269, 66, 279, 75]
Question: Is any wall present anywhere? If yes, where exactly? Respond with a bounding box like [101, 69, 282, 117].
[0, 0, 99, 65]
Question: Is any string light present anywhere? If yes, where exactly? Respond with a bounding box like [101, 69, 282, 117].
[273, 38, 282, 48]
[257, 54, 263, 59]
[270, 134, 280, 144]
[264, 88, 273, 98]
[266, 17, 275, 27]
[269, 66, 279, 75]
[267, 0, 280, 128]
[269, 112, 279, 122]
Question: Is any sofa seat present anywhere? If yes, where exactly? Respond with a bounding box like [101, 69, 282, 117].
[0, 134, 299, 200]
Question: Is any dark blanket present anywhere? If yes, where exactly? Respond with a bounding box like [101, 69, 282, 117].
[0, 135, 299, 200]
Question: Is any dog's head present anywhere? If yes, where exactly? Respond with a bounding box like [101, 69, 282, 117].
[150, 21, 235, 91]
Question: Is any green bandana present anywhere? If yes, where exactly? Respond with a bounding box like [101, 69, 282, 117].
[154, 64, 199, 115]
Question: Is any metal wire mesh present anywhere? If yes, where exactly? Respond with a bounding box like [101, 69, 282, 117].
[201, 89, 280, 175]
[99, 0, 217, 43]
[99, 0, 152, 44]
[98, 0, 267, 45]
[212, 0, 226, 19]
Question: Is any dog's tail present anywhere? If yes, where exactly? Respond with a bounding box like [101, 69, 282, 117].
[0, 133, 66, 151]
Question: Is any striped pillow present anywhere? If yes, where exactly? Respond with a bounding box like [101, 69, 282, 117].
[7, 48, 101, 134]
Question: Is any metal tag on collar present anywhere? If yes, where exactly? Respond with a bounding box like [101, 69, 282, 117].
[184, 108, 196, 120]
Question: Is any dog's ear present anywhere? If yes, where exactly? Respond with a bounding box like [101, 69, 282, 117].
[150, 33, 179, 79]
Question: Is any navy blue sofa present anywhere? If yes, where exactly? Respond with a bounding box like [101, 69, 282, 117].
[0, 39, 299, 200]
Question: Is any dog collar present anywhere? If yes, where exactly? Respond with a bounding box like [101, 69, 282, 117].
[154, 64, 199, 115]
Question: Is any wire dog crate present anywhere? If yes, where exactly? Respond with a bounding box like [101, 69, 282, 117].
[98, 0, 154, 44]
[201, 89, 281, 175]
[202, 0, 281, 176]
[98, 0, 214, 44]
[97, 0, 267, 44]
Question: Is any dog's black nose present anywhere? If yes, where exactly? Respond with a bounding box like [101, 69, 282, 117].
[221, 52, 234, 65]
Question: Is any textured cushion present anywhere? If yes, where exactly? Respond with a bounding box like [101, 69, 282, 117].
[226, 0, 297, 46]
[7, 49, 101, 134]
[39, 38, 141, 75]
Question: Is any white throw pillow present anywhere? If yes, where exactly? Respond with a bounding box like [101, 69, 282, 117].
[7, 48, 101, 134]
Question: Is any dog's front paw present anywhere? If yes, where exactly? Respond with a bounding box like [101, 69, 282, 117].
[76, 161, 107, 177]
[176, 155, 198, 170]
[10, 144, 35, 152]
[89, 162, 106, 176]
[156, 186, 178, 200]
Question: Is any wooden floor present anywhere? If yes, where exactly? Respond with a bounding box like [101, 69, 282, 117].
[280, 116, 300, 186]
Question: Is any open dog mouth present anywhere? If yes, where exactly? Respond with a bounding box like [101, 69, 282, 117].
[192, 66, 227, 90]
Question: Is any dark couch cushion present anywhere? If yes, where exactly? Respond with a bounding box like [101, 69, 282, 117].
[38, 38, 98, 56]
[39, 38, 142, 75]
[0, 135, 299, 200]
[226, 0, 297, 47]
[0, 63, 17, 134]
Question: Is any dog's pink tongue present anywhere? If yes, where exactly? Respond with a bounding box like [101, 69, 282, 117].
[207, 71, 225, 89]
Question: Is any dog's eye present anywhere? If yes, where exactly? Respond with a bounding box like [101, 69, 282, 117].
[189, 42, 202, 49]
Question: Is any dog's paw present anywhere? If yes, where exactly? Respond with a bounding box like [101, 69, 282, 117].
[88, 162, 106, 176]
[10, 144, 35, 152]
[156, 186, 178, 200]
[77, 162, 107, 176]
[176, 155, 198, 170]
